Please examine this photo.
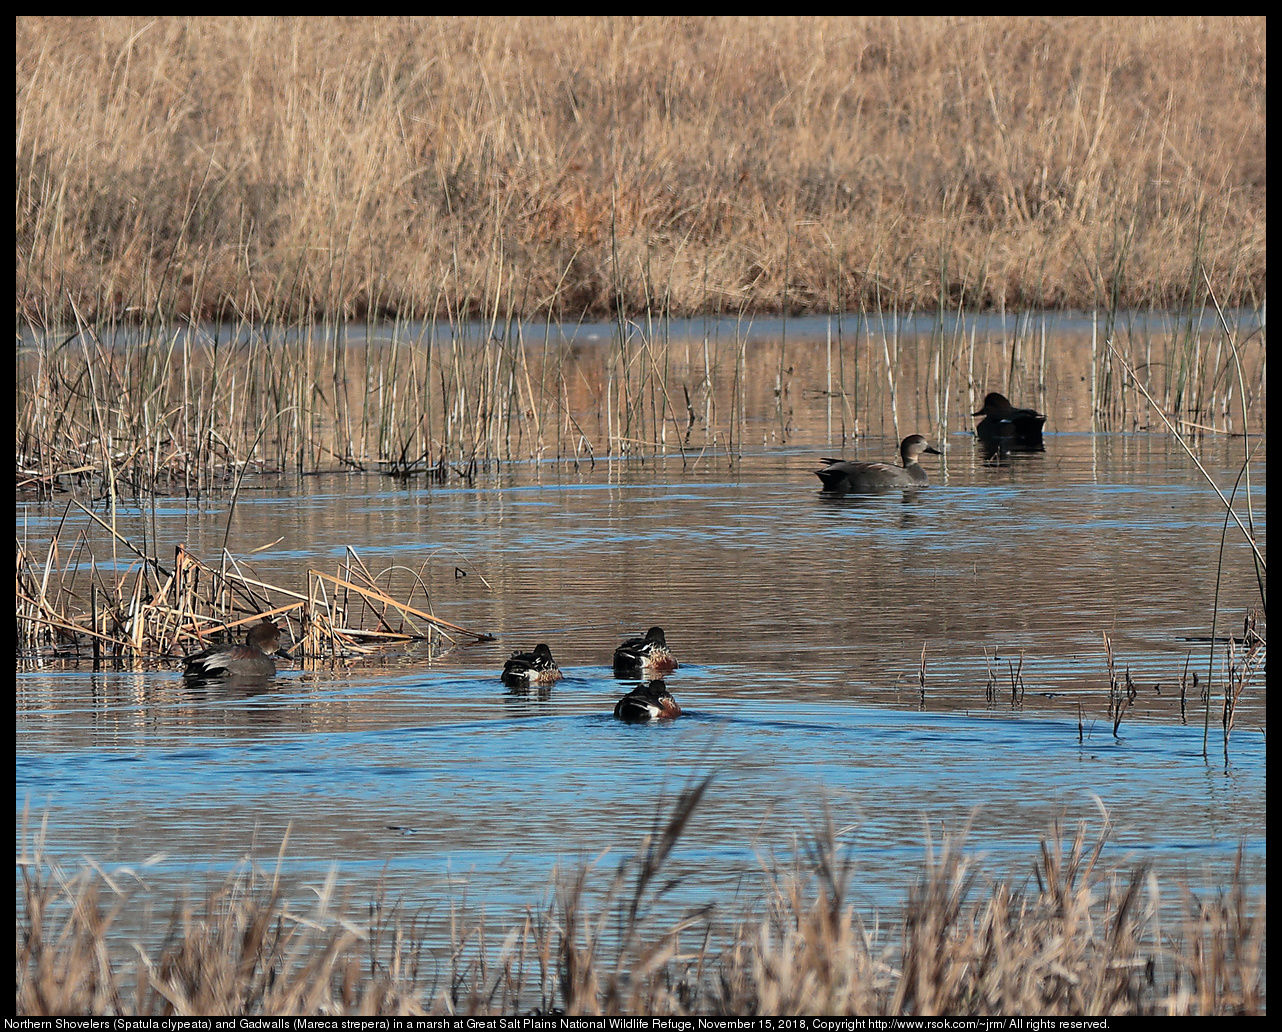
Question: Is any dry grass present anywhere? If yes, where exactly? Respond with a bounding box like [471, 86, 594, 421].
[14, 18, 1268, 482]
[16, 17, 1265, 325]
[16, 794, 1264, 1016]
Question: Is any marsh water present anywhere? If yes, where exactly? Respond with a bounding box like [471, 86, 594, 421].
[16, 413, 1266, 941]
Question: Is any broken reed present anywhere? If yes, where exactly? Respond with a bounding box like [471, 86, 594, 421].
[16, 525, 491, 667]
[16, 798, 1265, 1016]
[16, 299, 1265, 498]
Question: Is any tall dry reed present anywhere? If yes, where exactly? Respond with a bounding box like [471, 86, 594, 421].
[16, 309, 1265, 497]
[16, 17, 1265, 326]
[16, 797, 1265, 1016]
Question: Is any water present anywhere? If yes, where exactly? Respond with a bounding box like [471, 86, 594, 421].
[16, 432, 1266, 934]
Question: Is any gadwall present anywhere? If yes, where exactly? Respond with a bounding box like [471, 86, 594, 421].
[501, 643, 563, 688]
[814, 434, 942, 494]
[613, 626, 679, 675]
[183, 618, 290, 680]
[973, 392, 1045, 448]
[613, 680, 683, 722]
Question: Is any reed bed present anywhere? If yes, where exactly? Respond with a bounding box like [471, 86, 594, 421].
[16, 793, 1265, 1016]
[16, 307, 1266, 498]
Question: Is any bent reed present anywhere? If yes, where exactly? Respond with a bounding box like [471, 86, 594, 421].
[17, 794, 1264, 1016]
[16, 17, 1264, 325]
[16, 530, 492, 668]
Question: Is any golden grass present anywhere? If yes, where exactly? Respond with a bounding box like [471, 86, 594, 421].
[16, 795, 1265, 1015]
[16, 17, 1265, 325]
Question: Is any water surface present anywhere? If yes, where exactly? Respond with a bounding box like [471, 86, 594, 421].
[16, 432, 1266, 931]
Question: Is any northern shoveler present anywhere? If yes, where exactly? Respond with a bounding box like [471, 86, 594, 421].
[613, 626, 679, 675]
[613, 680, 682, 722]
[183, 617, 290, 680]
[815, 434, 942, 494]
[501, 643, 563, 688]
[972, 392, 1046, 449]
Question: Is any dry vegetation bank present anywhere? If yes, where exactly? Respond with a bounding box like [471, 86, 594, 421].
[15, 16, 1266, 325]
[16, 799, 1266, 1016]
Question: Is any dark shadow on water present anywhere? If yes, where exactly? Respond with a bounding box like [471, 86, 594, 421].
[816, 488, 932, 506]
[978, 439, 1048, 462]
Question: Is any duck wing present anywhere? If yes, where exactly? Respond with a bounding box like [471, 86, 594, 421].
[613, 683, 680, 720]
[614, 693, 657, 721]
[502, 650, 538, 677]
[613, 636, 649, 666]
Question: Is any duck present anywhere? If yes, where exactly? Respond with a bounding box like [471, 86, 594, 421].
[814, 434, 941, 494]
[972, 392, 1045, 448]
[500, 643, 563, 688]
[612, 626, 679, 675]
[613, 680, 682, 722]
[183, 617, 290, 680]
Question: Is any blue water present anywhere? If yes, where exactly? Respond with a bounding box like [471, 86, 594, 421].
[16, 434, 1267, 930]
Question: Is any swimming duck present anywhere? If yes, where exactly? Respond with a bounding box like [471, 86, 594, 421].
[814, 434, 941, 494]
[972, 392, 1045, 448]
[501, 643, 563, 688]
[613, 680, 682, 722]
[613, 626, 679, 675]
[183, 617, 290, 680]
